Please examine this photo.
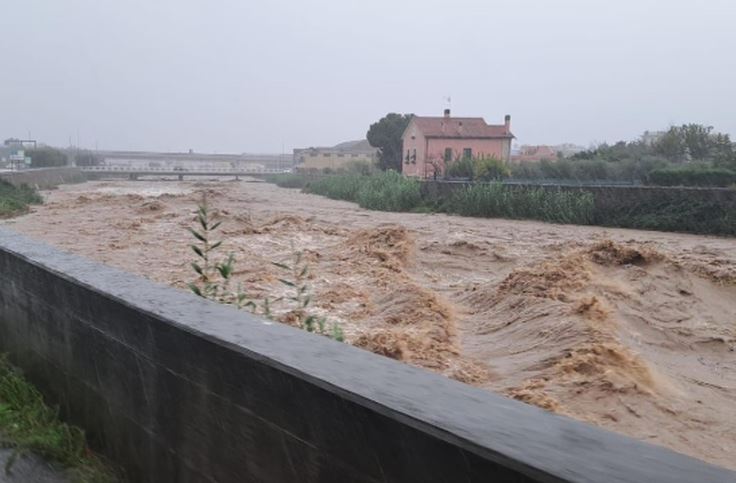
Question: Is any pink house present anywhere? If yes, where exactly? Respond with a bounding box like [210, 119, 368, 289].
[401, 110, 514, 178]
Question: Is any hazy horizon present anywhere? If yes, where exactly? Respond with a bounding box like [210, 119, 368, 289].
[1, 0, 734, 154]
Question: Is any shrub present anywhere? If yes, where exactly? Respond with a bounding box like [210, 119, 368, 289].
[510, 156, 671, 183]
[646, 166, 736, 187]
[473, 156, 510, 181]
[446, 157, 474, 179]
[0, 181, 42, 217]
[446, 156, 510, 181]
[0, 356, 120, 481]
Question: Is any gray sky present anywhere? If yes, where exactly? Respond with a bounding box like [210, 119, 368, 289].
[1, 0, 735, 153]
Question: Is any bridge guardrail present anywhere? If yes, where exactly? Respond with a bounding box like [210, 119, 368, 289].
[80, 166, 291, 174]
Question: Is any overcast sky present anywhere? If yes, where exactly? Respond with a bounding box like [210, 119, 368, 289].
[1, 0, 734, 153]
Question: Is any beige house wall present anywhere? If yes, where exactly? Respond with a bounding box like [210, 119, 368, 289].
[300, 153, 375, 171]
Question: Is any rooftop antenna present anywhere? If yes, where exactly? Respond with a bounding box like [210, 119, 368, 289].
[444, 95, 452, 111]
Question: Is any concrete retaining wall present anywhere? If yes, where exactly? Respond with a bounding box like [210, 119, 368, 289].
[0, 229, 732, 482]
[0, 167, 86, 189]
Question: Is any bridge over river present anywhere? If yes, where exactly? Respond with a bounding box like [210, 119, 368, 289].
[81, 165, 290, 180]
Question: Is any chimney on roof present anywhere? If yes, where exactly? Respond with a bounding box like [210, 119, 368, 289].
[504, 114, 511, 132]
[444, 108, 451, 118]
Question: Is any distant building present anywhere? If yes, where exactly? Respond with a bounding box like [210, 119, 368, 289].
[554, 143, 586, 158]
[512, 145, 558, 162]
[401, 110, 514, 179]
[511, 143, 585, 162]
[293, 140, 377, 171]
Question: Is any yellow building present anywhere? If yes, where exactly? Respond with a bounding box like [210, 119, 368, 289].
[293, 140, 377, 171]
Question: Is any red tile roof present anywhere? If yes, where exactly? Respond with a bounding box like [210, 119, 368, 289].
[409, 117, 512, 139]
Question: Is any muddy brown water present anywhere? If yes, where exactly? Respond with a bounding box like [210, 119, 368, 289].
[4, 179, 735, 470]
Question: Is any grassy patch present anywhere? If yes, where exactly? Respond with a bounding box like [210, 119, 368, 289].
[263, 173, 312, 189]
[443, 183, 595, 225]
[303, 173, 364, 201]
[0, 356, 121, 482]
[306, 171, 423, 212]
[0, 181, 42, 218]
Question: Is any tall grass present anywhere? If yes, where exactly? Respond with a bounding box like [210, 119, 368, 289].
[0, 181, 42, 218]
[304, 174, 364, 202]
[306, 171, 422, 212]
[263, 174, 311, 189]
[0, 356, 120, 482]
[444, 183, 595, 224]
[264, 172, 733, 235]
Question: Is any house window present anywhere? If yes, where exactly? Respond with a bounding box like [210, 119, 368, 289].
[323, 153, 331, 157]
[444, 148, 453, 162]
[463, 148, 472, 159]
[337, 154, 345, 157]
[411, 148, 417, 163]
[405, 149, 411, 163]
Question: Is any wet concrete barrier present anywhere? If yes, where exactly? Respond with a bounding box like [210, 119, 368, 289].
[0, 167, 86, 189]
[0, 228, 732, 482]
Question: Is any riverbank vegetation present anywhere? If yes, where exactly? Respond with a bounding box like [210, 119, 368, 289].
[267, 171, 596, 223]
[264, 171, 735, 236]
[0, 181, 42, 218]
[443, 183, 594, 224]
[307, 170, 422, 212]
[510, 123, 736, 186]
[0, 356, 121, 482]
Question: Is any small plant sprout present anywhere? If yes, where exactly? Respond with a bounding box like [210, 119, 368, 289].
[188, 197, 345, 342]
[272, 247, 345, 341]
[188, 196, 255, 310]
[186, 197, 345, 341]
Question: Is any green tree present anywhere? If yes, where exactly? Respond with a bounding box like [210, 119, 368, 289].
[26, 147, 68, 168]
[654, 124, 724, 162]
[711, 133, 735, 169]
[446, 156, 474, 179]
[653, 128, 686, 161]
[366, 113, 413, 171]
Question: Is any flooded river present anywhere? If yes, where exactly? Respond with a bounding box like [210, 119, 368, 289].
[5, 178, 736, 469]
